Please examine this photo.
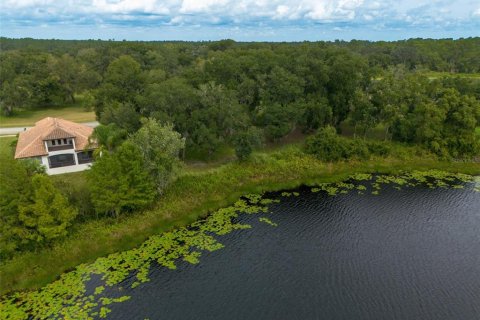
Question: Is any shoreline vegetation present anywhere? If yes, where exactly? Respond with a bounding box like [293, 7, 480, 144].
[1, 142, 479, 295]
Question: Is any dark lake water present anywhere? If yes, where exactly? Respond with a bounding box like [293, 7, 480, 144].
[106, 183, 480, 320]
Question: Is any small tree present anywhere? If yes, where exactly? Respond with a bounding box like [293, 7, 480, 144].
[232, 127, 263, 161]
[18, 174, 77, 243]
[129, 118, 185, 194]
[88, 141, 156, 216]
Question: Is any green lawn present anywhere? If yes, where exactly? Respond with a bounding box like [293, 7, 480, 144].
[0, 136, 16, 157]
[0, 105, 96, 128]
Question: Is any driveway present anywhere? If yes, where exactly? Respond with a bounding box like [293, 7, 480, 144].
[0, 121, 100, 136]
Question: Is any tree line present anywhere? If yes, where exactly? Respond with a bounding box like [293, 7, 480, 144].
[1, 38, 479, 159]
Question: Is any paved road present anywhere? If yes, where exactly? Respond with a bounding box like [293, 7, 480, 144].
[0, 121, 100, 136]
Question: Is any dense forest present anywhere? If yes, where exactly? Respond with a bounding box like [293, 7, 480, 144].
[1, 37, 479, 157]
[1, 37, 479, 259]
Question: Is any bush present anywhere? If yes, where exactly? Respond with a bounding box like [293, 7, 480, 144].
[232, 127, 263, 161]
[305, 126, 391, 161]
[51, 173, 94, 220]
[304, 126, 347, 162]
[366, 141, 391, 156]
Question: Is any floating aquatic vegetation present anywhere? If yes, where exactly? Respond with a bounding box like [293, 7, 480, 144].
[0, 195, 278, 319]
[309, 170, 475, 196]
[310, 184, 339, 196]
[349, 173, 372, 181]
[281, 192, 300, 197]
[474, 176, 480, 192]
[259, 217, 278, 227]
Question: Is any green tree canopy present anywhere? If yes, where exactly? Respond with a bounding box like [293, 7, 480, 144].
[19, 175, 77, 243]
[87, 141, 156, 216]
[0, 155, 34, 256]
[0, 158, 75, 257]
[129, 118, 185, 193]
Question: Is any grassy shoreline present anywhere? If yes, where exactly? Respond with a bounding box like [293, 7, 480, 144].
[1, 145, 479, 295]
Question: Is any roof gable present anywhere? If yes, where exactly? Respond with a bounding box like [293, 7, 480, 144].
[43, 127, 76, 140]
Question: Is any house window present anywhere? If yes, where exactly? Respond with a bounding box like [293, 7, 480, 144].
[48, 154, 76, 168]
[68, 139, 73, 145]
[52, 140, 56, 146]
[57, 139, 61, 145]
[63, 139, 67, 144]
[77, 151, 94, 164]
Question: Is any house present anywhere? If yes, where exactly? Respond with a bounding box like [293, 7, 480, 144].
[14, 117, 97, 175]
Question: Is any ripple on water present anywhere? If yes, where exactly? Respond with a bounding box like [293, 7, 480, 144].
[106, 184, 480, 320]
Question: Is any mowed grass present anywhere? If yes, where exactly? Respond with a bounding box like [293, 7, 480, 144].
[0, 136, 16, 157]
[0, 105, 95, 128]
[1, 142, 479, 294]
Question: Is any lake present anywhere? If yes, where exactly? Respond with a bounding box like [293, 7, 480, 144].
[105, 180, 480, 320]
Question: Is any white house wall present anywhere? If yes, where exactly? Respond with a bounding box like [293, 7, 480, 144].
[46, 162, 93, 175]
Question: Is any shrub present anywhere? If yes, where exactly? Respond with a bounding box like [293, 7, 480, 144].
[305, 126, 391, 161]
[366, 141, 391, 156]
[304, 126, 348, 162]
[232, 127, 263, 161]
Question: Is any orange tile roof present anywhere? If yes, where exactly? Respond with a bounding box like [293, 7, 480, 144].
[15, 117, 97, 159]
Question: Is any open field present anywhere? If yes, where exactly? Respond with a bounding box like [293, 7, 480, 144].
[1, 141, 479, 294]
[0, 105, 95, 128]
